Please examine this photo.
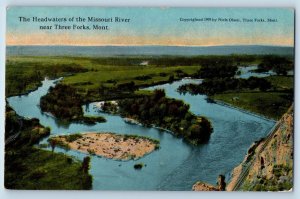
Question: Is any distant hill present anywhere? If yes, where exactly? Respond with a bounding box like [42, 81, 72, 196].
[6, 45, 294, 57]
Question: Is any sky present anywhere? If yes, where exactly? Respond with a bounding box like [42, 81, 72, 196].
[6, 7, 294, 46]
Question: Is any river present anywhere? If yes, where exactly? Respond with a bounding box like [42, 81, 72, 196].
[7, 78, 275, 190]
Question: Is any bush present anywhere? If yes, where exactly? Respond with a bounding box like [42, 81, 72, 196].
[134, 163, 144, 170]
[66, 134, 83, 142]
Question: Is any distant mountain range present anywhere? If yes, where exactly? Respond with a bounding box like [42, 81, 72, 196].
[6, 45, 294, 57]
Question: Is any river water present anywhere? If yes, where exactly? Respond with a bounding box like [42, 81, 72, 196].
[7, 78, 275, 190]
[235, 65, 293, 79]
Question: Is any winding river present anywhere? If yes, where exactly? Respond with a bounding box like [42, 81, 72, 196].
[7, 78, 275, 190]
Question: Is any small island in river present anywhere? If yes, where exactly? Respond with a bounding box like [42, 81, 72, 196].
[48, 132, 160, 160]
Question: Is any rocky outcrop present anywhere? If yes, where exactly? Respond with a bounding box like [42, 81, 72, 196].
[227, 106, 293, 191]
[193, 175, 226, 191]
[192, 182, 219, 191]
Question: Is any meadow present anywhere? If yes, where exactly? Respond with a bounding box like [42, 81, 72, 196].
[6, 56, 201, 98]
[6, 55, 294, 120]
[213, 91, 293, 120]
[212, 75, 293, 119]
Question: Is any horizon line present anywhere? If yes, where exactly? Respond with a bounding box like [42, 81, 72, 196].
[6, 44, 294, 48]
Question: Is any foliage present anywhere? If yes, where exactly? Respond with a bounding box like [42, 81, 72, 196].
[257, 55, 293, 75]
[5, 147, 92, 190]
[40, 84, 106, 124]
[196, 62, 238, 79]
[102, 101, 118, 113]
[6, 58, 88, 97]
[65, 133, 83, 142]
[82, 116, 106, 124]
[244, 164, 293, 191]
[5, 106, 92, 190]
[48, 137, 71, 151]
[81, 156, 91, 173]
[49, 138, 57, 152]
[6, 55, 292, 101]
[134, 163, 144, 170]
[178, 77, 272, 95]
[40, 84, 84, 120]
[121, 134, 160, 148]
[6, 110, 50, 147]
[264, 76, 294, 90]
[119, 89, 213, 145]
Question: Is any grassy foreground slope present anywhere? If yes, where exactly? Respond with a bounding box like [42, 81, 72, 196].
[5, 106, 92, 190]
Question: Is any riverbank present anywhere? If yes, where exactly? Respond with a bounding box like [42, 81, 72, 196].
[49, 132, 160, 161]
[212, 99, 276, 123]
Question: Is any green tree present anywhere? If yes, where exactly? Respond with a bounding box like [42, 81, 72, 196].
[49, 139, 57, 153]
[81, 156, 91, 173]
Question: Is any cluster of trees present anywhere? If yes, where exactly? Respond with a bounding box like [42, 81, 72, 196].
[102, 101, 118, 113]
[6, 105, 51, 148]
[89, 55, 263, 67]
[118, 89, 213, 145]
[41, 84, 84, 120]
[5, 106, 93, 190]
[178, 77, 272, 95]
[134, 75, 152, 81]
[40, 84, 105, 124]
[257, 55, 293, 75]
[5, 105, 22, 140]
[116, 81, 136, 91]
[143, 55, 256, 67]
[147, 55, 261, 67]
[196, 64, 238, 79]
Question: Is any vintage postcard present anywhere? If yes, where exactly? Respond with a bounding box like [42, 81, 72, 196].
[5, 7, 294, 191]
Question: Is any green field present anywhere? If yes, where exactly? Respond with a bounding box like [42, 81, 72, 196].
[212, 75, 293, 119]
[6, 56, 201, 98]
[213, 91, 293, 119]
[62, 65, 201, 89]
[264, 75, 294, 90]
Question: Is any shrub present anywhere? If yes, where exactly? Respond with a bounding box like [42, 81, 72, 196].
[66, 134, 83, 142]
[134, 163, 144, 170]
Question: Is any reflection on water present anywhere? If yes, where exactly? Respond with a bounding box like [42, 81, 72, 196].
[7, 78, 275, 190]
